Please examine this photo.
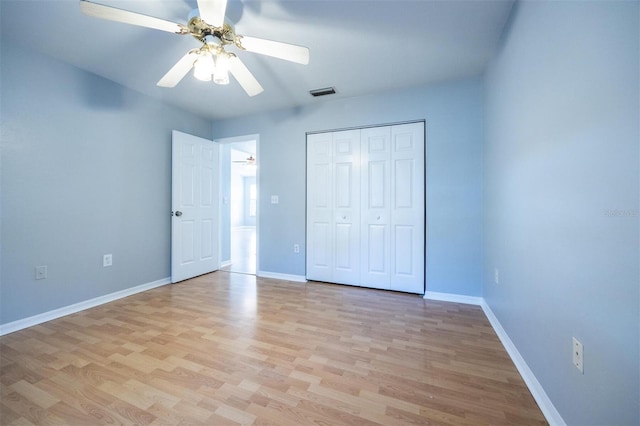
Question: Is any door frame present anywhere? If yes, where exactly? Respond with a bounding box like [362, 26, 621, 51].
[215, 133, 260, 274]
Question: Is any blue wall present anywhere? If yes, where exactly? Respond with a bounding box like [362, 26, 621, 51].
[6, 3, 636, 422]
[0, 42, 485, 321]
[0, 40, 211, 324]
[212, 79, 484, 295]
[483, 1, 639, 424]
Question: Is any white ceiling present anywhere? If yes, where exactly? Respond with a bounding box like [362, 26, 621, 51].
[0, 0, 513, 120]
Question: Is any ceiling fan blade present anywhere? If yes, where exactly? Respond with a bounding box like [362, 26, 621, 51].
[239, 36, 309, 65]
[157, 51, 197, 88]
[229, 56, 264, 97]
[197, 0, 227, 28]
[80, 0, 185, 34]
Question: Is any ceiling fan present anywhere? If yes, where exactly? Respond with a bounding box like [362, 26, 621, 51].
[232, 155, 256, 165]
[79, 0, 310, 96]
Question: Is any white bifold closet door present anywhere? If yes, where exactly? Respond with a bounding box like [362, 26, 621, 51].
[306, 122, 425, 294]
[306, 129, 361, 286]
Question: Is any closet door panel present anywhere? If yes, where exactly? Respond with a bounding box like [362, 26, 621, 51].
[394, 225, 414, 274]
[366, 224, 387, 273]
[309, 222, 331, 274]
[390, 122, 425, 293]
[333, 130, 361, 285]
[334, 222, 357, 283]
[335, 163, 354, 208]
[306, 132, 334, 282]
[361, 127, 391, 289]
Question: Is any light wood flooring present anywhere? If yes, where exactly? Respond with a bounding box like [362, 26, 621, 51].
[0, 272, 547, 425]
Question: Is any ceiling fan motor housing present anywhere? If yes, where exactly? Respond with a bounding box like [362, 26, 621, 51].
[187, 14, 236, 47]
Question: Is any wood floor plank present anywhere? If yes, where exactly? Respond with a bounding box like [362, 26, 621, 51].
[1, 272, 547, 424]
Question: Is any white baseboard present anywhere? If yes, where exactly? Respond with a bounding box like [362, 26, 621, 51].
[480, 301, 565, 426]
[0, 277, 171, 336]
[220, 260, 232, 268]
[257, 271, 307, 283]
[423, 290, 564, 425]
[423, 291, 484, 306]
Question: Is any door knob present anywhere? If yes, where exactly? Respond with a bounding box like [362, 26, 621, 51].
[175, 211, 183, 217]
[377, 216, 381, 220]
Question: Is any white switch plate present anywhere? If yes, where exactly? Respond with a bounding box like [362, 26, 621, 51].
[35, 265, 47, 280]
[271, 195, 279, 204]
[494, 268, 499, 284]
[293, 244, 300, 253]
[103, 254, 113, 267]
[573, 337, 584, 374]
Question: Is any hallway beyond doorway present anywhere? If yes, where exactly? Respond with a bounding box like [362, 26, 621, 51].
[221, 226, 256, 274]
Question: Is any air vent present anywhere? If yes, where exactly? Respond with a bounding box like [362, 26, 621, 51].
[309, 87, 336, 97]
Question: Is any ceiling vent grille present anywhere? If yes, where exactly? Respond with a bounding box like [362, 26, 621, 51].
[309, 87, 336, 97]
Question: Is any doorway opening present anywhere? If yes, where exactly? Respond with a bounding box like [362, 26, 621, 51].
[218, 136, 258, 275]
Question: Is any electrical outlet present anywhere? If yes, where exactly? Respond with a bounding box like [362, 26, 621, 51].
[271, 195, 279, 204]
[293, 244, 300, 253]
[35, 266, 47, 280]
[494, 268, 499, 284]
[103, 254, 113, 267]
[573, 337, 584, 374]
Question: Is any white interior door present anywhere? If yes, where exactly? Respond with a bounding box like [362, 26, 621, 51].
[390, 122, 425, 292]
[171, 130, 220, 283]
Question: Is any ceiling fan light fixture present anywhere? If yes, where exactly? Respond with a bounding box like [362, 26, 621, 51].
[213, 52, 230, 85]
[193, 52, 215, 81]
